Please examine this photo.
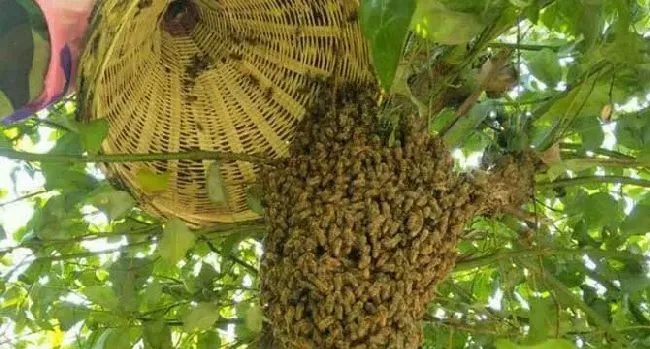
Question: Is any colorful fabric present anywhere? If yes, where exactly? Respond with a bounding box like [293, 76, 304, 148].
[0, 0, 95, 126]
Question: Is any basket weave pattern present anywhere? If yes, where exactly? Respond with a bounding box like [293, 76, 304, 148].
[77, 0, 374, 225]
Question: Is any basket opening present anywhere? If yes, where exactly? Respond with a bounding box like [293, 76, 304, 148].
[162, 0, 200, 37]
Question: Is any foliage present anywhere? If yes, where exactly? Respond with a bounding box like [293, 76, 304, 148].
[0, 0, 649, 348]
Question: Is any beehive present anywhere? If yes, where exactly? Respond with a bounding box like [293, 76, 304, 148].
[76, 0, 374, 226]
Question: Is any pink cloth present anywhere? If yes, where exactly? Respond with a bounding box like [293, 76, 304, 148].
[34, 0, 95, 104]
[2, 0, 95, 124]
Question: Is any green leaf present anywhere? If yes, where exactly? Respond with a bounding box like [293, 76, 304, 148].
[583, 192, 619, 229]
[245, 184, 265, 215]
[244, 304, 263, 334]
[51, 303, 89, 331]
[197, 331, 221, 349]
[137, 168, 171, 193]
[0, 189, 7, 200]
[206, 162, 228, 205]
[159, 218, 196, 265]
[78, 119, 109, 155]
[570, 116, 604, 150]
[89, 189, 136, 221]
[196, 263, 220, 288]
[528, 48, 562, 87]
[495, 338, 577, 349]
[109, 257, 153, 312]
[145, 280, 164, 309]
[92, 328, 130, 349]
[527, 298, 554, 344]
[183, 303, 220, 332]
[411, 1, 484, 45]
[143, 319, 173, 349]
[615, 110, 650, 150]
[359, 0, 416, 90]
[82, 286, 120, 310]
[444, 103, 492, 149]
[621, 195, 650, 236]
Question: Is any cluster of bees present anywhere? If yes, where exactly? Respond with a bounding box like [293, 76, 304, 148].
[257, 82, 498, 348]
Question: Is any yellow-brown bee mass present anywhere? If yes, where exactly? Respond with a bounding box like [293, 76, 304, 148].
[258, 82, 535, 348]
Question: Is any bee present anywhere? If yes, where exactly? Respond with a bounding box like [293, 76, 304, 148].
[357, 319, 370, 339]
[407, 210, 424, 236]
[263, 86, 274, 101]
[349, 323, 360, 341]
[403, 197, 415, 212]
[409, 249, 420, 264]
[405, 280, 413, 295]
[243, 72, 260, 88]
[328, 224, 342, 240]
[384, 234, 402, 249]
[334, 303, 344, 321]
[420, 243, 434, 256]
[228, 51, 243, 61]
[284, 306, 295, 326]
[422, 205, 433, 219]
[294, 24, 304, 37]
[186, 94, 198, 104]
[376, 253, 389, 269]
[324, 295, 335, 315]
[322, 255, 341, 271]
[331, 238, 343, 256]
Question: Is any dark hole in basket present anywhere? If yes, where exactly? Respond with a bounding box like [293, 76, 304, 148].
[161, 0, 200, 36]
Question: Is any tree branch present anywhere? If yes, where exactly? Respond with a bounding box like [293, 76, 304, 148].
[521, 260, 629, 348]
[557, 157, 648, 169]
[454, 248, 645, 272]
[559, 143, 635, 160]
[487, 42, 562, 52]
[536, 176, 650, 190]
[0, 148, 273, 164]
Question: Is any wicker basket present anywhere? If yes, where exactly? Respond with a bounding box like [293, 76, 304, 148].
[76, 0, 374, 226]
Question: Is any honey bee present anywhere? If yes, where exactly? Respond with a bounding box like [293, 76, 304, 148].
[324, 295, 335, 315]
[331, 238, 343, 256]
[384, 234, 402, 249]
[284, 306, 295, 326]
[357, 319, 370, 339]
[322, 256, 341, 271]
[257, 85, 274, 102]
[376, 253, 389, 269]
[407, 210, 424, 236]
[334, 303, 344, 320]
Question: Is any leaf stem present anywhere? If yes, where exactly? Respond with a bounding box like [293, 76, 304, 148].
[536, 176, 650, 190]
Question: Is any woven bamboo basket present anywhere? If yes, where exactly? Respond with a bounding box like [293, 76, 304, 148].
[76, 0, 374, 226]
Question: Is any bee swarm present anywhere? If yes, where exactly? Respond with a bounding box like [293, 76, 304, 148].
[259, 83, 534, 348]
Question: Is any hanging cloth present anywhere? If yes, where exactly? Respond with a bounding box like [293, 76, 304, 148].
[1, 0, 95, 125]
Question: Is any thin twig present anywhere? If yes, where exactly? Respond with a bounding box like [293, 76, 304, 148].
[0, 190, 48, 209]
[200, 237, 259, 276]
